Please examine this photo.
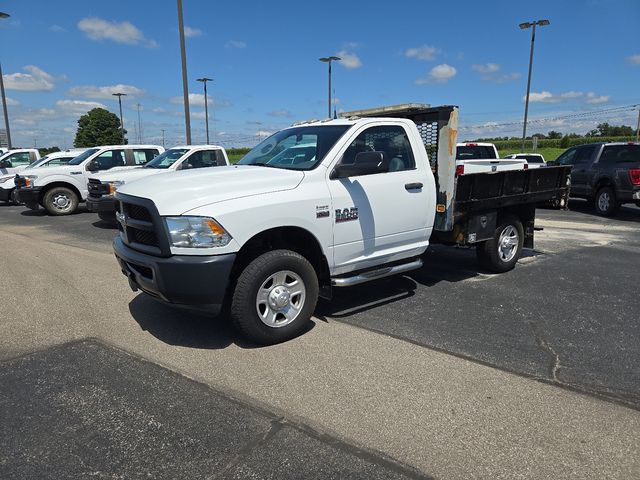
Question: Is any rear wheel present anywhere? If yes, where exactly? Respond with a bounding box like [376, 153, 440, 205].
[43, 187, 78, 216]
[230, 249, 319, 345]
[594, 186, 619, 217]
[476, 215, 524, 273]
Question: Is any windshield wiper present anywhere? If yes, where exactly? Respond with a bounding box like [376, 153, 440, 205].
[250, 162, 280, 168]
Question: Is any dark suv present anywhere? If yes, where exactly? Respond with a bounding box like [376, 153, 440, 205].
[554, 142, 640, 216]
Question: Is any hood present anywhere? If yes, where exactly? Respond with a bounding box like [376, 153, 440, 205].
[89, 167, 157, 184]
[117, 165, 304, 215]
[0, 165, 28, 176]
[19, 164, 79, 178]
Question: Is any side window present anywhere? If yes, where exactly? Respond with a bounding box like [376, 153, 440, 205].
[132, 149, 158, 165]
[8, 152, 32, 166]
[556, 148, 577, 165]
[93, 149, 126, 170]
[182, 150, 220, 169]
[574, 146, 596, 164]
[599, 145, 640, 164]
[341, 125, 415, 173]
[214, 150, 227, 166]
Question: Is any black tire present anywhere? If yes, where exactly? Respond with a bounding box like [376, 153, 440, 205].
[42, 186, 79, 216]
[230, 249, 319, 345]
[476, 215, 524, 273]
[593, 186, 619, 217]
[98, 211, 117, 223]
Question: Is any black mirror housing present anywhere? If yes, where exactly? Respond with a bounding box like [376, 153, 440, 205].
[331, 151, 387, 179]
[86, 159, 100, 172]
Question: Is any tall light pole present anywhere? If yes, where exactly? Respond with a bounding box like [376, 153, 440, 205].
[0, 12, 12, 149]
[136, 103, 142, 143]
[319, 56, 340, 119]
[520, 19, 550, 152]
[161, 129, 166, 148]
[196, 77, 212, 144]
[112, 93, 127, 144]
[177, 0, 191, 144]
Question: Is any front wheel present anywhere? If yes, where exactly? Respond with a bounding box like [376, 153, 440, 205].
[230, 249, 319, 345]
[43, 187, 79, 216]
[476, 215, 524, 273]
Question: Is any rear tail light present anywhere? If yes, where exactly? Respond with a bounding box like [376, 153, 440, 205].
[455, 165, 465, 176]
[629, 168, 640, 186]
[524, 163, 529, 170]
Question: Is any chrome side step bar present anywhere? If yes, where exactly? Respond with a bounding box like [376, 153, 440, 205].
[331, 258, 423, 287]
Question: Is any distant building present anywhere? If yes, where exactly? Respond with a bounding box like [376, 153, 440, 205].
[0, 129, 7, 148]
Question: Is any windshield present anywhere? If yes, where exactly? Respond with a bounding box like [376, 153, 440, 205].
[238, 125, 350, 170]
[68, 148, 99, 165]
[144, 148, 189, 169]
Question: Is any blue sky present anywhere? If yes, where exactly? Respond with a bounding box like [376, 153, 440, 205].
[1, 0, 639, 148]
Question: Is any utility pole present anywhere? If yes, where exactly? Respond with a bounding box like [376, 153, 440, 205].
[519, 19, 550, 152]
[136, 103, 142, 143]
[0, 13, 10, 149]
[177, 0, 192, 144]
[161, 129, 165, 148]
[112, 93, 127, 144]
[196, 77, 213, 144]
[319, 56, 341, 119]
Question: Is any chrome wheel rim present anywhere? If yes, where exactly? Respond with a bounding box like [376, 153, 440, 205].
[498, 225, 519, 262]
[598, 192, 610, 212]
[51, 193, 71, 211]
[256, 270, 306, 328]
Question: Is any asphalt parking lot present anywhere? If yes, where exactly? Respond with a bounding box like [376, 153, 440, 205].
[1, 200, 639, 478]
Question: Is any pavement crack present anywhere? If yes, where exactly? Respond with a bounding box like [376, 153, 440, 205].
[529, 322, 562, 383]
[208, 417, 284, 479]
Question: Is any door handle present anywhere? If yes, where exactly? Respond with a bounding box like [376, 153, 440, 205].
[405, 182, 423, 190]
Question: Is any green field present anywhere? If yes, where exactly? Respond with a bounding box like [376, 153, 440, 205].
[498, 147, 565, 162]
[228, 153, 244, 164]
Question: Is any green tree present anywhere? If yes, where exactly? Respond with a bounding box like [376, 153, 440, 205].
[73, 108, 127, 147]
[38, 146, 61, 156]
[547, 130, 562, 139]
[588, 122, 635, 137]
[559, 135, 571, 148]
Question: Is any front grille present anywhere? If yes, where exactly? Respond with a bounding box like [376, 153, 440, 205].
[132, 229, 157, 246]
[129, 204, 152, 221]
[88, 178, 108, 198]
[117, 198, 167, 256]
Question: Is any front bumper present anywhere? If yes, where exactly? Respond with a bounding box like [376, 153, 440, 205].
[0, 186, 12, 202]
[16, 187, 42, 210]
[86, 195, 117, 213]
[113, 236, 236, 305]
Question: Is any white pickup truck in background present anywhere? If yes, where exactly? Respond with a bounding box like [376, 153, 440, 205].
[14, 145, 163, 215]
[0, 149, 86, 204]
[0, 149, 41, 175]
[112, 104, 571, 345]
[87, 145, 229, 222]
[455, 142, 527, 175]
[504, 153, 547, 168]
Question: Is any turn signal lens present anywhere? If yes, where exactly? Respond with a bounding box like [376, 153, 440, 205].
[629, 169, 640, 186]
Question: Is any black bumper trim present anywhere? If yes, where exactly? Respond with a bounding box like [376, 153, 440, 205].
[87, 195, 117, 213]
[0, 187, 11, 202]
[113, 236, 236, 305]
[17, 187, 42, 209]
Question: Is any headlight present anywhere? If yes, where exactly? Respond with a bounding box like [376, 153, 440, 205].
[23, 175, 38, 187]
[164, 216, 232, 248]
[108, 180, 125, 195]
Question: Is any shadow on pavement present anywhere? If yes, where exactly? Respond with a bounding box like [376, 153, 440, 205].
[567, 198, 640, 223]
[92, 219, 118, 230]
[129, 294, 315, 349]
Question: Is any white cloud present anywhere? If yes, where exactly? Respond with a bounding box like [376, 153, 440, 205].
[405, 45, 439, 61]
[267, 109, 292, 118]
[256, 130, 272, 138]
[337, 50, 362, 69]
[526, 91, 585, 103]
[3, 65, 55, 91]
[586, 92, 610, 104]
[67, 84, 145, 100]
[55, 99, 107, 115]
[472, 63, 500, 74]
[627, 54, 640, 65]
[77, 17, 157, 48]
[50, 24, 66, 33]
[5, 97, 19, 106]
[416, 64, 457, 85]
[170, 93, 211, 107]
[225, 40, 246, 49]
[184, 26, 203, 38]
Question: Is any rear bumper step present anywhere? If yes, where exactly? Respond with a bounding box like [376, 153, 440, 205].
[331, 258, 423, 287]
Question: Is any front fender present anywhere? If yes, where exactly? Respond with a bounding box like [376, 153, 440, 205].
[34, 175, 85, 198]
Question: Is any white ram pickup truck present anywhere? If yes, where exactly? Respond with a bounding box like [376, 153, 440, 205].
[15, 145, 163, 215]
[112, 104, 571, 345]
[86, 145, 229, 222]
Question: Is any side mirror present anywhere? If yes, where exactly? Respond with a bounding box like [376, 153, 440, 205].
[86, 159, 101, 172]
[331, 151, 387, 179]
[0, 159, 11, 168]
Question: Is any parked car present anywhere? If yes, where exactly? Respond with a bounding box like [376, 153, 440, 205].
[14, 145, 163, 215]
[553, 142, 640, 216]
[504, 153, 547, 168]
[0, 149, 41, 175]
[111, 104, 571, 345]
[455, 142, 526, 175]
[87, 145, 229, 222]
[0, 150, 87, 204]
